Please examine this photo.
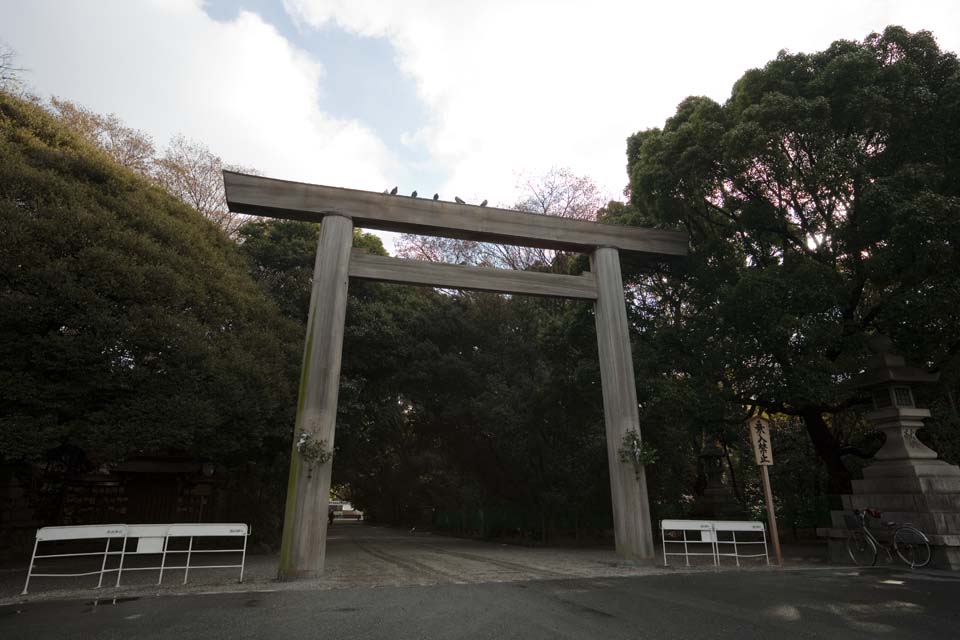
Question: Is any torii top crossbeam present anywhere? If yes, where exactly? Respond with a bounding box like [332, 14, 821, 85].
[223, 171, 687, 258]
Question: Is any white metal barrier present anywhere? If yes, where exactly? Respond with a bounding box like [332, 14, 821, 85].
[660, 519, 769, 567]
[660, 519, 717, 567]
[713, 520, 769, 567]
[22, 523, 249, 594]
[21, 524, 127, 595]
[113, 524, 173, 587]
[158, 524, 248, 585]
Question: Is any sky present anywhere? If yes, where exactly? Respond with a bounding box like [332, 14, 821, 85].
[2, 0, 960, 251]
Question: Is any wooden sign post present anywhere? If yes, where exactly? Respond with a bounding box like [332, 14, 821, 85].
[748, 415, 783, 565]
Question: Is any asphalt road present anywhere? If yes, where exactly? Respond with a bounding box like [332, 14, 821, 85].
[3, 565, 960, 639]
[4, 523, 956, 638]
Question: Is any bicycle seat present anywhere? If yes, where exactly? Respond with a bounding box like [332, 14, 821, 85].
[883, 521, 898, 528]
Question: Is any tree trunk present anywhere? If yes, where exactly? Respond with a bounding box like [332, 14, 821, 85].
[946, 385, 960, 425]
[720, 438, 744, 503]
[801, 409, 851, 494]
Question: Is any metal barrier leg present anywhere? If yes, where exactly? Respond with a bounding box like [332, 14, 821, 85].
[239, 534, 248, 583]
[96, 537, 111, 588]
[711, 526, 719, 567]
[661, 528, 667, 566]
[21, 538, 39, 595]
[683, 530, 689, 567]
[183, 536, 194, 585]
[158, 535, 169, 585]
[115, 535, 129, 587]
[732, 531, 740, 568]
[763, 529, 770, 566]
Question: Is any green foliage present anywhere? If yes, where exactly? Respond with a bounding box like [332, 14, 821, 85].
[240, 219, 613, 537]
[333, 289, 612, 537]
[239, 220, 319, 319]
[295, 432, 332, 469]
[14, 25, 956, 544]
[0, 91, 301, 467]
[618, 430, 657, 468]
[617, 26, 960, 491]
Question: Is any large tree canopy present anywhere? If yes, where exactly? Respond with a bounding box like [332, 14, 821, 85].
[0, 91, 300, 468]
[618, 26, 960, 490]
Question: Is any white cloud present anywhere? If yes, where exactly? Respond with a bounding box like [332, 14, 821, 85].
[2, 0, 398, 191]
[284, 0, 960, 203]
[4, 0, 960, 237]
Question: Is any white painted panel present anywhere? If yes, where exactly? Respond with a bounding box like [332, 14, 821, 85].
[36, 525, 126, 541]
[167, 523, 248, 537]
[126, 525, 169, 538]
[713, 521, 765, 532]
[135, 538, 165, 554]
[660, 520, 713, 531]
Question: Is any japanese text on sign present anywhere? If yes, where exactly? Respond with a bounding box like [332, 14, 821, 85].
[748, 417, 774, 466]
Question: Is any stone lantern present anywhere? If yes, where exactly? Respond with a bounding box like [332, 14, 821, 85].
[856, 335, 944, 477]
[690, 437, 744, 519]
[821, 335, 960, 568]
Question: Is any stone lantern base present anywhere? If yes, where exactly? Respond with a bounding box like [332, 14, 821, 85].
[817, 336, 960, 568]
[818, 408, 960, 569]
[820, 463, 960, 569]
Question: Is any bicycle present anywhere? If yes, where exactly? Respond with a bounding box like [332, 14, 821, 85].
[845, 508, 931, 569]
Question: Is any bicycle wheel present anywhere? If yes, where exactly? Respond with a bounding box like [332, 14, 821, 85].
[893, 526, 931, 569]
[846, 530, 878, 566]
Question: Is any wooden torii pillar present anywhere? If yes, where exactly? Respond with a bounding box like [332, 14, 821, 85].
[224, 171, 687, 579]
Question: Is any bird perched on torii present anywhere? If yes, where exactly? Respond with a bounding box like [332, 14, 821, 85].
[381, 188, 488, 209]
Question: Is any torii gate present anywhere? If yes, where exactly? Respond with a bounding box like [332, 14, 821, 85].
[223, 171, 688, 579]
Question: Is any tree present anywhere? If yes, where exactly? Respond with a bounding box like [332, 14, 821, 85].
[239, 220, 390, 319]
[618, 26, 960, 491]
[0, 90, 300, 472]
[239, 218, 616, 537]
[0, 42, 22, 91]
[49, 97, 156, 175]
[48, 100, 257, 238]
[154, 135, 253, 237]
[396, 167, 605, 271]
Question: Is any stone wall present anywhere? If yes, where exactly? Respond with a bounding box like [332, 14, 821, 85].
[0, 476, 39, 557]
[0, 468, 219, 557]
